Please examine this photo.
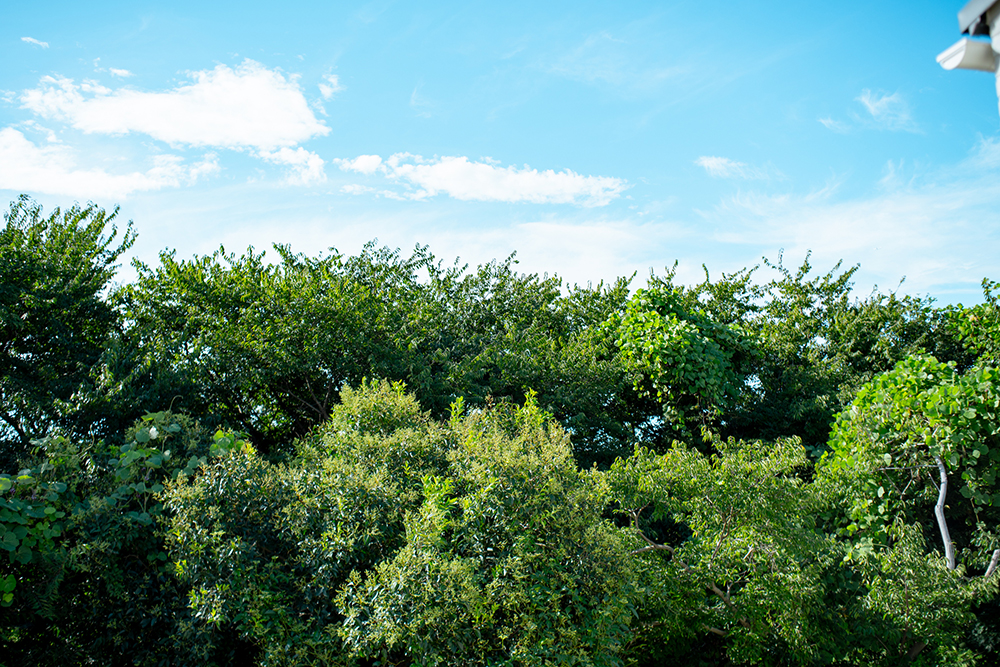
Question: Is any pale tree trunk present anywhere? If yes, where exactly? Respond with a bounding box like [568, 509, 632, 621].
[933, 456, 956, 571]
[907, 457, 956, 663]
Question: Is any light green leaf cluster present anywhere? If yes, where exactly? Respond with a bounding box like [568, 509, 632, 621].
[610, 283, 749, 434]
[163, 381, 634, 666]
[817, 355, 1000, 661]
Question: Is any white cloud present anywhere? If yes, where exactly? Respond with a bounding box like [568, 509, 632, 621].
[18, 120, 59, 143]
[855, 89, 919, 133]
[20, 60, 329, 150]
[341, 184, 376, 195]
[336, 153, 628, 206]
[318, 74, 343, 99]
[336, 154, 382, 174]
[0, 127, 218, 199]
[109, 68, 133, 78]
[21, 37, 48, 49]
[695, 156, 781, 180]
[259, 147, 326, 185]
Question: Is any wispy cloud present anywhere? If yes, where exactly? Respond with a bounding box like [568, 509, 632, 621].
[409, 83, 435, 118]
[318, 74, 343, 99]
[545, 31, 684, 93]
[259, 147, 326, 185]
[855, 89, 919, 133]
[109, 68, 133, 78]
[818, 117, 850, 133]
[695, 156, 783, 180]
[0, 127, 218, 199]
[20, 59, 329, 151]
[700, 138, 1000, 295]
[21, 37, 48, 49]
[819, 89, 920, 134]
[336, 153, 628, 206]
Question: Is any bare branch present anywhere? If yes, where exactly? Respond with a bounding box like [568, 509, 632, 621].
[301, 376, 329, 418]
[630, 544, 674, 556]
[0, 406, 29, 445]
[702, 624, 728, 637]
[985, 549, 1000, 579]
[933, 456, 956, 570]
[628, 506, 751, 630]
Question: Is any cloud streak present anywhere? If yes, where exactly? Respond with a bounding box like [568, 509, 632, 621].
[336, 153, 628, 206]
[695, 156, 782, 180]
[21, 37, 48, 49]
[545, 31, 685, 93]
[817, 117, 850, 133]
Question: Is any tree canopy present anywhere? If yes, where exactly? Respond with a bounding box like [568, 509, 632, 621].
[1, 196, 997, 666]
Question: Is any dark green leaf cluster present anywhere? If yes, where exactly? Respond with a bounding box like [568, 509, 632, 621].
[0, 195, 135, 468]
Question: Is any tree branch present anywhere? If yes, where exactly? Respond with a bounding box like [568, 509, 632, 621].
[985, 549, 1000, 579]
[631, 543, 674, 556]
[905, 640, 927, 663]
[933, 456, 956, 570]
[629, 508, 751, 630]
[0, 406, 29, 446]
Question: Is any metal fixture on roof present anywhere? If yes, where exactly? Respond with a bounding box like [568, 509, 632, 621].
[938, 0, 1000, 115]
[959, 0, 998, 35]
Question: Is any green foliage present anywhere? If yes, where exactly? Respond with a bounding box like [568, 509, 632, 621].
[159, 382, 635, 665]
[120, 242, 640, 463]
[604, 254, 963, 458]
[0, 469, 68, 599]
[0, 411, 244, 666]
[817, 355, 1000, 662]
[949, 278, 1000, 366]
[0, 196, 135, 468]
[610, 272, 751, 439]
[820, 356, 1000, 558]
[727, 255, 962, 457]
[338, 391, 634, 666]
[4, 195, 999, 665]
[606, 435, 831, 665]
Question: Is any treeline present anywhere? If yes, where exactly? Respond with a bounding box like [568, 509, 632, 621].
[1, 195, 998, 665]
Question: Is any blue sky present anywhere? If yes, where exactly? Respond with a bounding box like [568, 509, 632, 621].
[3, 1, 999, 302]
